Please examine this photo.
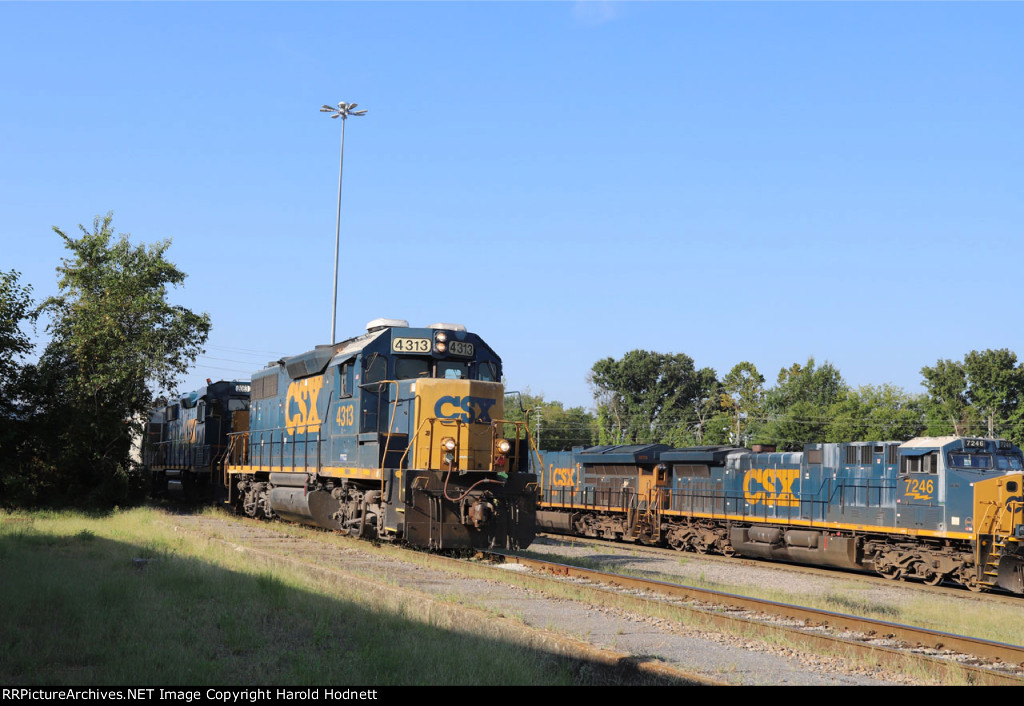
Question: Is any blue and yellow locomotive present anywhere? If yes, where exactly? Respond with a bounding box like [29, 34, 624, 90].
[223, 318, 537, 550]
[536, 437, 1024, 593]
[145, 380, 252, 499]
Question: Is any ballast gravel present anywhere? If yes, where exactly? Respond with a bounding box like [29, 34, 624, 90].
[169, 514, 927, 686]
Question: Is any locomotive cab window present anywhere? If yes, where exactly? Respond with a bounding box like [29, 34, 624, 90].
[227, 398, 249, 412]
[948, 453, 993, 470]
[478, 361, 499, 382]
[901, 452, 939, 474]
[395, 357, 431, 380]
[996, 454, 1023, 471]
[438, 361, 468, 380]
[364, 354, 387, 384]
[337, 362, 355, 398]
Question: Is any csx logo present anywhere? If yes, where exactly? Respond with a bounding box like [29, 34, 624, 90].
[434, 395, 497, 423]
[549, 465, 577, 487]
[743, 468, 799, 507]
[286, 378, 323, 435]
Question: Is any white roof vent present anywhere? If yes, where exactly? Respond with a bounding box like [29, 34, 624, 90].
[427, 322, 467, 332]
[366, 317, 409, 333]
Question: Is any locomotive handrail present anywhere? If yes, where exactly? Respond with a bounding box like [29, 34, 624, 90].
[224, 424, 322, 475]
[491, 417, 541, 474]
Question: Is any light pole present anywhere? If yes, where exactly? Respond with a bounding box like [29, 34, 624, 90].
[320, 101, 367, 343]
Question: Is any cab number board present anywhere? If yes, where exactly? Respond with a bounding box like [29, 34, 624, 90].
[392, 337, 430, 353]
[449, 341, 474, 357]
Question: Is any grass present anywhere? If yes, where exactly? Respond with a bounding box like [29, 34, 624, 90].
[0, 508, 639, 686]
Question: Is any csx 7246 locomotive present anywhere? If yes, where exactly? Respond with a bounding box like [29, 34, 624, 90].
[222, 318, 537, 550]
[535, 437, 1024, 593]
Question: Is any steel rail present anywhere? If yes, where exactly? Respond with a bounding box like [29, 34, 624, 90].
[534, 532, 1024, 606]
[483, 552, 1024, 686]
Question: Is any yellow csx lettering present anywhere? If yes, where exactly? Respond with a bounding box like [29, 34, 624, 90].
[549, 465, 576, 487]
[434, 395, 497, 423]
[743, 468, 799, 507]
[185, 418, 198, 444]
[286, 378, 324, 435]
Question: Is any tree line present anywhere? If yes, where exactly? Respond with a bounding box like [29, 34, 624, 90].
[4, 214, 1021, 508]
[508, 348, 1024, 452]
[0, 214, 210, 508]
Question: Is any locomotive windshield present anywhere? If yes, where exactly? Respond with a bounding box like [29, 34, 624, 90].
[395, 357, 431, 379]
[947, 452, 1024, 471]
[997, 453, 1024, 470]
[947, 453, 993, 470]
[438, 361, 468, 379]
[391, 356, 496, 381]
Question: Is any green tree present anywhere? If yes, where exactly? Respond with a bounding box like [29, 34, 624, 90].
[963, 349, 1023, 438]
[758, 357, 846, 449]
[825, 384, 926, 442]
[920, 358, 973, 436]
[717, 361, 765, 445]
[921, 350, 1024, 444]
[12, 213, 211, 507]
[0, 271, 34, 493]
[502, 389, 597, 451]
[0, 270, 33, 414]
[590, 350, 716, 445]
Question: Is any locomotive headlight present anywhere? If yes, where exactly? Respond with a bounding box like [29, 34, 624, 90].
[442, 437, 457, 451]
[436, 332, 448, 343]
[435, 342, 447, 353]
[495, 439, 511, 455]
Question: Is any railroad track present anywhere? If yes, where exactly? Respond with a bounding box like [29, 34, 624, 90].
[535, 532, 1024, 607]
[478, 551, 1024, 685]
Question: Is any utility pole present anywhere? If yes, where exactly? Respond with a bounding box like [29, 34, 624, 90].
[320, 101, 367, 343]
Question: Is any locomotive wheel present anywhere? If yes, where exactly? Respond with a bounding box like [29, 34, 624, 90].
[878, 566, 903, 580]
[922, 572, 944, 586]
[693, 540, 710, 554]
[965, 576, 985, 593]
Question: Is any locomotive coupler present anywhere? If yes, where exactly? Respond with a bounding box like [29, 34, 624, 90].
[462, 497, 495, 529]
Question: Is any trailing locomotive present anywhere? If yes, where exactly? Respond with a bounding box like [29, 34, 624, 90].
[221, 318, 537, 550]
[145, 380, 251, 499]
[535, 437, 1024, 593]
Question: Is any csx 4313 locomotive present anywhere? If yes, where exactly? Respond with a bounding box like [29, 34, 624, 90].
[223, 319, 537, 550]
[536, 437, 1024, 593]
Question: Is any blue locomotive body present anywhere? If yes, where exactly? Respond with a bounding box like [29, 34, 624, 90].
[145, 380, 251, 499]
[224, 318, 537, 550]
[535, 437, 1024, 593]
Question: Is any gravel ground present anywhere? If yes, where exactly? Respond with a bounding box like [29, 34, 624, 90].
[170, 514, 922, 686]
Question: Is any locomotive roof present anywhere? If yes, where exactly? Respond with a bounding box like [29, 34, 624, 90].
[660, 446, 745, 464]
[576, 444, 671, 463]
[262, 321, 497, 381]
[177, 379, 248, 407]
[902, 436, 978, 448]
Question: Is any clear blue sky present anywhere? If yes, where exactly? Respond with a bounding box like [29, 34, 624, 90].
[2, 2, 1021, 409]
